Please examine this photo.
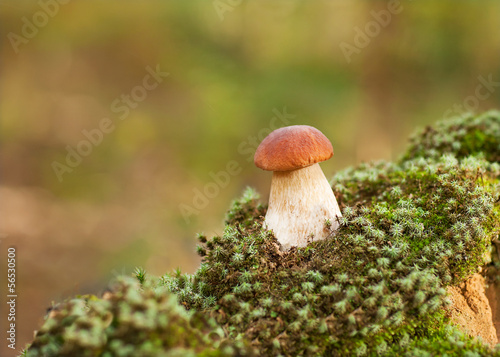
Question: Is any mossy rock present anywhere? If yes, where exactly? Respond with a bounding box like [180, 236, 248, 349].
[25, 111, 500, 356]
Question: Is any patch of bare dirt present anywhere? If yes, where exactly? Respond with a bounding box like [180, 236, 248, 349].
[486, 279, 500, 343]
[447, 273, 498, 347]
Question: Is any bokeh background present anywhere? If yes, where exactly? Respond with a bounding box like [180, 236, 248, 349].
[1, 1, 499, 355]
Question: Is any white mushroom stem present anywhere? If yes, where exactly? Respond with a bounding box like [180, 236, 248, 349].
[264, 163, 342, 250]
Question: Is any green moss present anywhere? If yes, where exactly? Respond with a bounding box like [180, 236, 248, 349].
[26, 111, 500, 356]
[161, 155, 499, 356]
[25, 277, 254, 357]
[402, 110, 500, 162]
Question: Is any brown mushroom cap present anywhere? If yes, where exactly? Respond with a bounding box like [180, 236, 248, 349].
[254, 125, 333, 171]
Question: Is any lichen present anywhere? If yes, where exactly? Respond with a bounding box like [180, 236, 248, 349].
[25, 111, 500, 356]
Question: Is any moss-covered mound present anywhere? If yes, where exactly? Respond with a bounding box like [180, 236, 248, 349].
[26, 111, 500, 356]
[165, 156, 500, 356]
[25, 277, 253, 357]
[402, 110, 500, 162]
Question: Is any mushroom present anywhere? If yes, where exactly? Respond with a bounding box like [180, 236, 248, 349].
[254, 125, 342, 250]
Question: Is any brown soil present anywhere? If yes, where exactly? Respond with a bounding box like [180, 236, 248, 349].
[447, 273, 498, 347]
[485, 278, 500, 343]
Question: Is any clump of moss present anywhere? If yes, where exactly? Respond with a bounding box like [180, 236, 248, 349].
[402, 110, 500, 162]
[25, 276, 254, 357]
[387, 315, 500, 356]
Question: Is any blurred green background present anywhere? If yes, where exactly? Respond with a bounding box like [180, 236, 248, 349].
[1, 0, 499, 354]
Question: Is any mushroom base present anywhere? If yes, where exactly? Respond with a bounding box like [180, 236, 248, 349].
[265, 163, 342, 250]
